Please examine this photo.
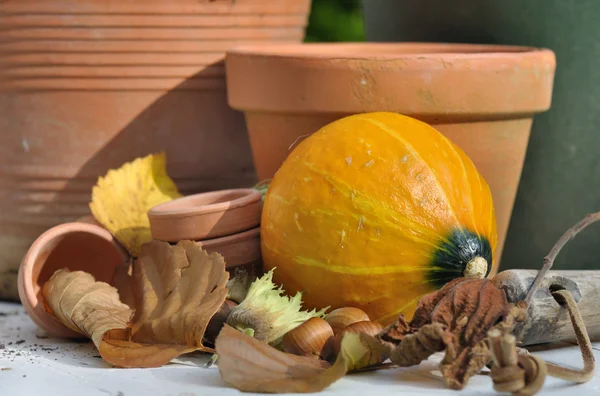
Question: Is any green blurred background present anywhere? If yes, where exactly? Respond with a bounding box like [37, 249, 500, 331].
[304, 0, 365, 42]
[302, 1, 600, 273]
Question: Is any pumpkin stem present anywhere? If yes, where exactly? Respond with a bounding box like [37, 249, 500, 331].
[463, 256, 488, 278]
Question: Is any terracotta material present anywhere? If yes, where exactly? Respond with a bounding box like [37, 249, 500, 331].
[0, 0, 312, 300]
[225, 42, 556, 266]
[148, 188, 262, 242]
[17, 216, 129, 338]
[196, 227, 261, 274]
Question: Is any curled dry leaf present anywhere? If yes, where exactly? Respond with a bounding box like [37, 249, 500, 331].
[89, 152, 182, 256]
[42, 269, 132, 346]
[215, 323, 384, 393]
[379, 277, 520, 390]
[42, 240, 229, 368]
[216, 324, 331, 393]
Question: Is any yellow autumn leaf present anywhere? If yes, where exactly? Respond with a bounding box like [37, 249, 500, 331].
[89, 152, 182, 256]
[214, 324, 387, 393]
[42, 240, 230, 368]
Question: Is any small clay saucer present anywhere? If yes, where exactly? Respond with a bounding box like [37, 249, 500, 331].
[197, 226, 261, 271]
[148, 188, 262, 242]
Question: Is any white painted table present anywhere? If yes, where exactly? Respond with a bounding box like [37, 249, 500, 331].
[1, 302, 599, 396]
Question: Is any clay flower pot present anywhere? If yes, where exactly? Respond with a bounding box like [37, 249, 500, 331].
[17, 216, 129, 338]
[225, 42, 556, 267]
[0, 0, 312, 301]
[148, 188, 262, 242]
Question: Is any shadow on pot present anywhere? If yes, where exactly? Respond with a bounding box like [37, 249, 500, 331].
[15, 58, 269, 336]
[6, 61, 258, 301]
[44, 60, 257, 197]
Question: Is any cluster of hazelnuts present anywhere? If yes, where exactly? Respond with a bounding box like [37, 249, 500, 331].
[281, 307, 383, 362]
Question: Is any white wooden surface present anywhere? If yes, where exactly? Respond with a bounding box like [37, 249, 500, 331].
[1, 302, 599, 396]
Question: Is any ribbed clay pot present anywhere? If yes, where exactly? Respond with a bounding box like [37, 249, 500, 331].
[0, 0, 312, 300]
[17, 216, 129, 338]
[225, 43, 556, 267]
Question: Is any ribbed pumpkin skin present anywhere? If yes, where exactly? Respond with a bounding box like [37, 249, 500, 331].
[261, 112, 498, 324]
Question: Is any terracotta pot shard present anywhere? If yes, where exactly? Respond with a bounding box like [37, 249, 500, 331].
[17, 216, 130, 338]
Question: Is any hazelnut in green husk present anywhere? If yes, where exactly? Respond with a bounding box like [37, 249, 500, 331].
[226, 268, 329, 345]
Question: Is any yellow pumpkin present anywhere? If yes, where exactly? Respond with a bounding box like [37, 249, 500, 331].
[261, 112, 498, 325]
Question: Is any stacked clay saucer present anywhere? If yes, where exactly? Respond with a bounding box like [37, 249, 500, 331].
[148, 188, 263, 275]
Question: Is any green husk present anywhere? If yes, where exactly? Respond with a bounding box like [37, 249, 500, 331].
[226, 268, 329, 345]
[252, 179, 271, 202]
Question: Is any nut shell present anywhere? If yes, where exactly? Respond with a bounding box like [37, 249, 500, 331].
[332, 320, 384, 356]
[325, 307, 370, 334]
[282, 317, 334, 360]
[205, 300, 237, 345]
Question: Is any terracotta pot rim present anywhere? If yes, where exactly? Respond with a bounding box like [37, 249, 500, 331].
[148, 188, 261, 218]
[225, 42, 556, 116]
[226, 41, 553, 61]
[196, 226, 260, 249]
[17, 221, 129, 338]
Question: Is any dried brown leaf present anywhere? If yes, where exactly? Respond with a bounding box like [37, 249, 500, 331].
[42, 240, 229, 368]
[215, 324, 378, 393]
[216, 324, 331, 393]
[42, 269, 132, 346]
[388, 323, 446, 367]
[129, 240, 229, 349]
[382, 277, 512, 390]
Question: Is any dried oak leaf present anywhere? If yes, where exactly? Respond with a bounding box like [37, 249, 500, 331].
[42, 240, 229, 368]
[215, 324, 379, 393]
[89, 152, 182, 257]
[379, 277, 513, 390]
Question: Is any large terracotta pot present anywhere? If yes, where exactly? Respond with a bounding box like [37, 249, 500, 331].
[0, 0, 312, 300]
[225, 43, 556, 269]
